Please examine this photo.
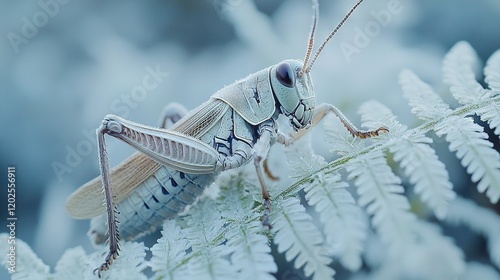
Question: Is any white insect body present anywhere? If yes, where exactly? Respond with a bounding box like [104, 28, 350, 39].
[66, 0, 387, 276]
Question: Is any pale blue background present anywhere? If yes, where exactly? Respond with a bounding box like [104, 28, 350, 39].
[1, 0, 499, 279]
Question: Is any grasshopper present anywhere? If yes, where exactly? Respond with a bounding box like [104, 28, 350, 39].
[66, 0, 388, 277]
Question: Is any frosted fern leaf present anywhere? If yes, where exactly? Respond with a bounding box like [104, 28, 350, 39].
[446, 197, 500, 269]
[217, 173, 277, 280]
[369, 221, 464, 279]
[305, 172, 366, 271]
[359, 100, 455, 219]
[272, 196, 336, 280]
[224, 220, 276, 280]
[400, 51, 500, 203]
[0, 236, 147, 280]
[53, 247, 89, 280]
[324, 113, 366, 155]
[0, 233, 50, 280]
[150, 220, 191, 279]
[435, 116, 500, 203]
[183, 198, 237, 280]
[93, 242, 148, 280]
[7, 41, 500, 280]
[347, 150, 417, 253]
[485, 49, 500, 92]
[481, 48, 500, 135]
[285, 141, 367, 270]
[443, 41, 490, 104]
[358, 100, 406, 136]
[400, 69, 452, 120]
[444, 41, 500, 135]
[285, 136, 327, 178]
[390, 134, 455, 219]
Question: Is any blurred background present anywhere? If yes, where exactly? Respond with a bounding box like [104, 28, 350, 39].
[1, 0, 499, 279]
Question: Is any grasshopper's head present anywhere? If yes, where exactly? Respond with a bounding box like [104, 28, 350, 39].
[272, 0, 364, 131]
[271, 59, 315, 131]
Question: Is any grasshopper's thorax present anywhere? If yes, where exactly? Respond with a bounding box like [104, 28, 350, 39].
[270, 59, 315, 131]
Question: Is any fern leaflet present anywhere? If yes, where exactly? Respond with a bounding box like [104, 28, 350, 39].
[444, 42, 500, 136]
[359, 100, 455, 219]
[285, 141, 367, 270]
[150, 220, 191, 279]
[271, 196, 335, 280]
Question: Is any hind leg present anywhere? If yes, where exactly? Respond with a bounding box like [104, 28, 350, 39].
[159, 103, 189, 129]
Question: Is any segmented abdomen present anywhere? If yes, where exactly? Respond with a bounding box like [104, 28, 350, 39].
[90, 165, 216, 244]
[120, 166, 216, 240]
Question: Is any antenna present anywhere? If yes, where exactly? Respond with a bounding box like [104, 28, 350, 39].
[304, 0, 365, 73]
[301, 0, 319, 75]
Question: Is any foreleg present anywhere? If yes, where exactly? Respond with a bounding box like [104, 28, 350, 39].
[286, 103, 389, 142]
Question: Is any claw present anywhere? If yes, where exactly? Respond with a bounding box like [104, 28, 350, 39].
[376, 126, 390, 134]
[93, 250, 119, 278]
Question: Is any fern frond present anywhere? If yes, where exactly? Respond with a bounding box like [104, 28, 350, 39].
[184, 198, 236, 280]
[435, 116, 500, 203]
[346, 149, 417, 252]
[324, 114, 365, 155]
[0, 233, 147, 280]
[285, 140, 367, 270]
[216, 171, 257, 221]
[443, 41, 490, 104]
[216, 173, 277, 280]
[359, 100, 406, 135]
[225, 220, 276, 280]
[444, 41, 500, 136]
[399, 62, 500, 203]
[285, 137, 328, 178]
[400, 69, 452, 120]
[446, 197, 500, 269]
[0, 233, 50, 280]
[308, 172, 367, 271]
[53, 247, 89, 280]
[150, 220, 191, 279]
[94, 242, 148, 280]
[408, 222, 464, 279]
[323, 105, 418, 253]
[13, 40, 500, 280]
[481, 49, 500, 135]
[271, 196, 336, 280]
[368, 222, 464, 280]
[476, 101, 500, 136]
[390, 134, 455, 219]
[359, 100, 455, 219]
[485, 49, 500, 92]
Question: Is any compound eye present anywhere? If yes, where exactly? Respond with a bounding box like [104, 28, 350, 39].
[276, 62, 295, 88]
